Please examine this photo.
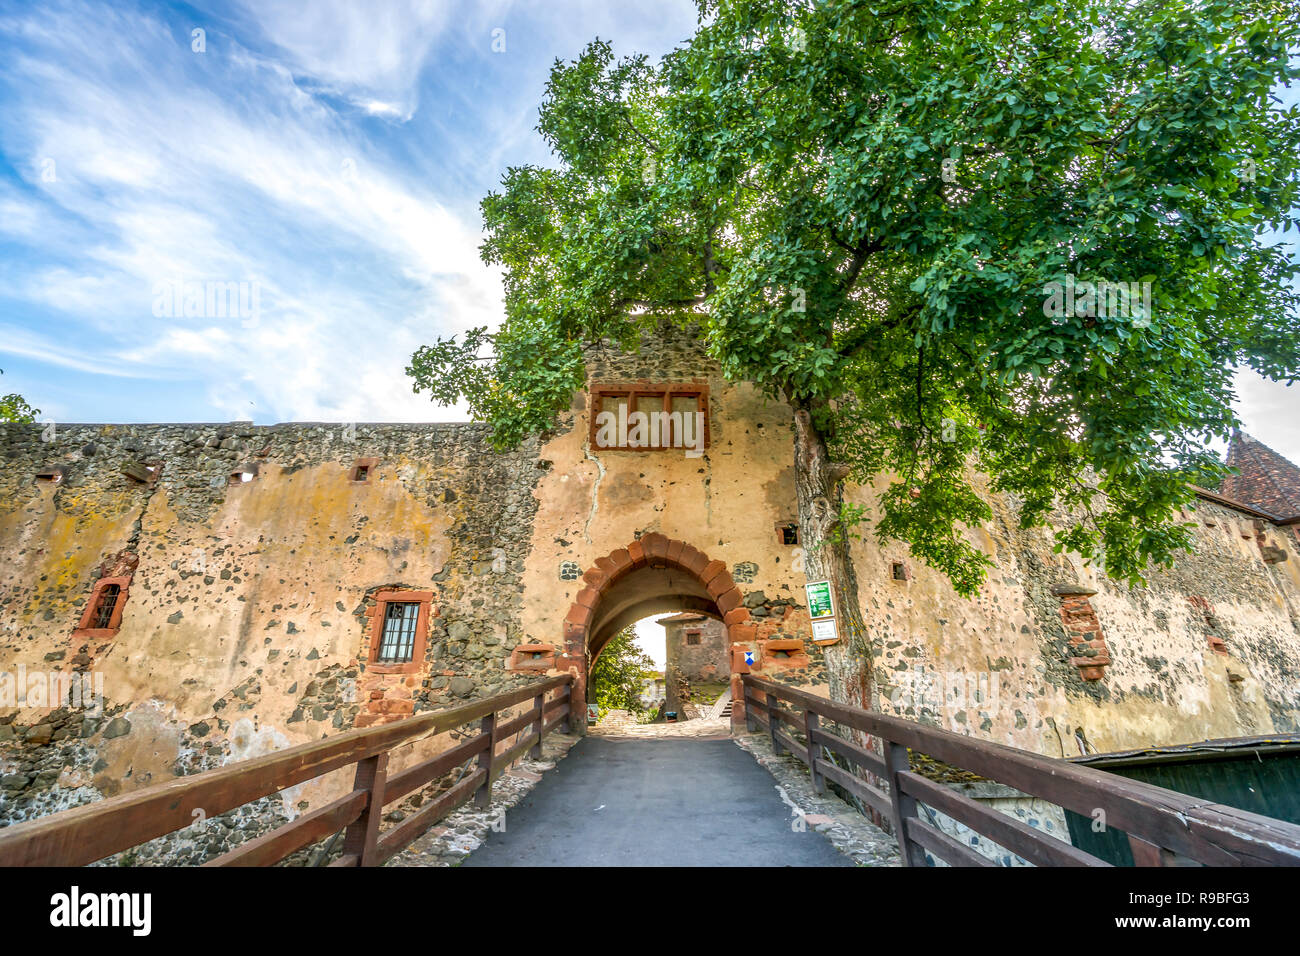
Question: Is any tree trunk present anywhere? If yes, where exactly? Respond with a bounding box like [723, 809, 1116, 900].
[792, 404, 874, 711]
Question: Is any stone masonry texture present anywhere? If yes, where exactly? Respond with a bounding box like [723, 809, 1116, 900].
[2, 325, 1299, 859]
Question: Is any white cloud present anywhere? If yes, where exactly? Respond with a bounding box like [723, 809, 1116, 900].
[0, 324, 155, 379]
[227, 0, 457, 120]
[0, 192, 46, 239]
[1234, 370, 1300, 465]
[1, 0, 506, 423]
[0, 0, 712, 427]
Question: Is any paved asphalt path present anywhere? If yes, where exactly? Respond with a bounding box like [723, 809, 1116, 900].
[462, 735, 852, 866]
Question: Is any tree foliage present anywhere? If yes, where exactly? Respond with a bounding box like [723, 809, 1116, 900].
[410, 0, 1300, 595]
[0, 370, 36, 424]
[588, 626, 658, 713]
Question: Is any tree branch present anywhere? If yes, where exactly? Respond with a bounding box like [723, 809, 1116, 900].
[841, 236, 884, 296]
[702, 229, 719, 296]
[621, 110, 657, 153]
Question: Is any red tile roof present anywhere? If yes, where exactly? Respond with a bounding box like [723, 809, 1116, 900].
[1220, 431, 1300, 521]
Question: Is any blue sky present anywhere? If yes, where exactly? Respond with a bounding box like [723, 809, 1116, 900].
[0, 0, 700, 425]
[0, 0, 1296, 464]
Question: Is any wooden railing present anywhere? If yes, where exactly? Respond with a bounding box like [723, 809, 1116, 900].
[0, 674, 573, 867]
[743, 674, 1300, 867]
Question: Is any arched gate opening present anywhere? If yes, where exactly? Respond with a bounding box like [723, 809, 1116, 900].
[560, 533, 754, 731]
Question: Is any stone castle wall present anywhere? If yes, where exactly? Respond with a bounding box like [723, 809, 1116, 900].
[665, 615, 729, 684]
[1, 326, 1298, 856]
[661, 614, 729, 714]
[849, 469, 1300, 756]
[0, 419, 548, 857]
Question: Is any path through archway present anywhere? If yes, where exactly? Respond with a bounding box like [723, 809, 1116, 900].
[560, 533, 755, 731]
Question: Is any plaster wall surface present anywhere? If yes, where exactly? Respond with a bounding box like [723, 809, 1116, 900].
[1, 329, 1297, 858]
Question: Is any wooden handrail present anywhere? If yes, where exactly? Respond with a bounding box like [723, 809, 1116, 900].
[743, 674, 1300, 867]
[0, 674, 573, 867]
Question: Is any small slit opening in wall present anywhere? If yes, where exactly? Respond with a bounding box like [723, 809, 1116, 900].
[353, 465, 369, 482]
[781, 524, 799, 546]
[229, 462, 258, 484]
[891, 562, 907, 581]
[36, 466, 65, 483]
[122, 460, 159, 484]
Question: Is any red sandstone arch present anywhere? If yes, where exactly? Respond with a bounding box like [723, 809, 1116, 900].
[559, 532, 756, 730]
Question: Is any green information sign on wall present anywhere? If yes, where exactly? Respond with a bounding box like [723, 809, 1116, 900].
[804, 580, 835, 620]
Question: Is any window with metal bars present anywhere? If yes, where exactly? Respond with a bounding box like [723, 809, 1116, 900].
[376, 602, 420, 663]
[91, 584, 121, 629]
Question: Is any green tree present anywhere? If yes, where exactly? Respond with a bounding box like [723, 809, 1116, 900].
[410, 0, 1300, 709]
[0, 370, 36, 424]
[588, 626, 657, 714]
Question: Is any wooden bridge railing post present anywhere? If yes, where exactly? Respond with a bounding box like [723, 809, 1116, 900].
[803, 708, 824, 795]
[530, 692, 546, 760]
[341, 752, 389, 867]
[766, 691, 783, 756]
[1127, 833, 1185, 866]
[0, 674, 572, 868]
[475, 711, 497, 808]
[884, 739, 926, 867]
[560, 683, 572, 734]
[741, 673, 1300, 867]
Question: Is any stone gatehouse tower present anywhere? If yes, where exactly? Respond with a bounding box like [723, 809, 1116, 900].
[1, 324, 1299, 855]
[658, 612, 729, 714]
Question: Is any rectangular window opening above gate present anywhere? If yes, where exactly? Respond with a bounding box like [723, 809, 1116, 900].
[590, 383, 710, 452]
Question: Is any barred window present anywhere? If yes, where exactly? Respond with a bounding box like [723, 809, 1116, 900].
[377, 602, 420, 663]
[74, 575, 131, 636]
[91, 584, 121, 629]
[685, 630, 702, 646]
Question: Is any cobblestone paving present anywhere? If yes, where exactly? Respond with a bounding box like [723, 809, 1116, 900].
[388, 732, 580, 867]
[735, 733, 902, 867]
[589, 717, 732, 739]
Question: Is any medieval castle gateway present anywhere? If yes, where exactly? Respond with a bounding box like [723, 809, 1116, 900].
[1, 326, 1298, 859]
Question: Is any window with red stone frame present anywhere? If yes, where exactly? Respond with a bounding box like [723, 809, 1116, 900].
[365, 589, 433, 675]
[589, 383, 711, 451]
[73, 575, 132, 639]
